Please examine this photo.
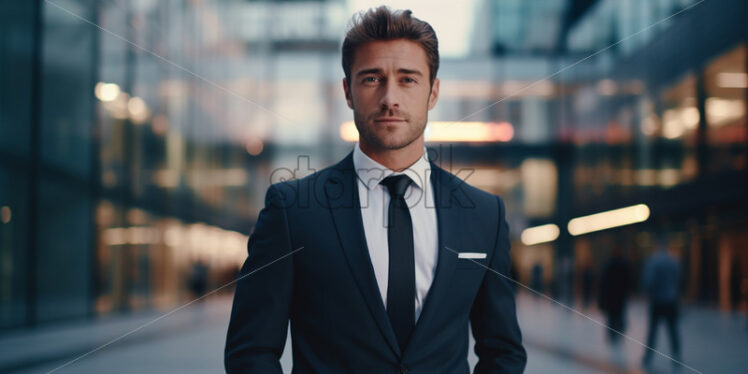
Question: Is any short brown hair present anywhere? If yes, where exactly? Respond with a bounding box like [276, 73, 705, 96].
[342, 6, 439, 86]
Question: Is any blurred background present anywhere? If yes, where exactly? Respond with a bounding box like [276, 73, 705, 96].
[1, 0, 747, 373]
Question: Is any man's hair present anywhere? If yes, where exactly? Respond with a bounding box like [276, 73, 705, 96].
[342, 6, 439, 86]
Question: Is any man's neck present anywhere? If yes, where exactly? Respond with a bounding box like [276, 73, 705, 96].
[359, 138, 425, 172]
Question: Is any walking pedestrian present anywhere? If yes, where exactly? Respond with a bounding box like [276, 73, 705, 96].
[641, 240, 681, 370]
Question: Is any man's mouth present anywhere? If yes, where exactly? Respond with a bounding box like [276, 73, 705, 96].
[374, 117, 406, 123]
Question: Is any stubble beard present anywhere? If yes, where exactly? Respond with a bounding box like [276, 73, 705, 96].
[354, 110, 426, 151]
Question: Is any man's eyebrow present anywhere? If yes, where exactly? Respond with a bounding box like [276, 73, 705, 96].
[397, 68, 423, 76]
[354, 68, 424, 77]
[355, 68, 383, 77]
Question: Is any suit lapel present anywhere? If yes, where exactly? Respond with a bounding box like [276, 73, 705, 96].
[404, 163, 463, 354]
[324, 152, 401, 357]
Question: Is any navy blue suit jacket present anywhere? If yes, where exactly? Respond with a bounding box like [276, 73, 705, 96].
[225, 152, 526, 373]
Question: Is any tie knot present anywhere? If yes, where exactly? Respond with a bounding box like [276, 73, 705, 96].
[380, 174, 412, 198]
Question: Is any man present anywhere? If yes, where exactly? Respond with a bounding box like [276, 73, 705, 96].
[641, 240, 681, 369]
[598, 246, 631, 346]
[225, 7, 526, 373]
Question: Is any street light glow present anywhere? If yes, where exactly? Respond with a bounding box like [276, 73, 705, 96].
[568, 204, 650, 236]
[521, 224, 560, 245]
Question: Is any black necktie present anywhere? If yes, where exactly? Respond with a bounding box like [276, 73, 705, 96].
[380, 174, 415, 351]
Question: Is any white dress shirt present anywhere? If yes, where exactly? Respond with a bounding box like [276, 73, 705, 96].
[352, 143, 439, 322]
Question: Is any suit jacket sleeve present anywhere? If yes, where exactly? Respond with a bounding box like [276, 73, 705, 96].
[225, 184, 294, 373]
[469, 196, 527, 374]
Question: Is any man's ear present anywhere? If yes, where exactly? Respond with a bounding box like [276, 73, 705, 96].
[343, 77, 354, 109]
[428, 77, 440, 110]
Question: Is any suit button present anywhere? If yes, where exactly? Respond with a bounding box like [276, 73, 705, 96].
[399, 364, 408, 374]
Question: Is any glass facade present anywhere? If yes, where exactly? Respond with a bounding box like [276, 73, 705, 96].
[557, 1, 748, 306]
[1, 0, 99, 327]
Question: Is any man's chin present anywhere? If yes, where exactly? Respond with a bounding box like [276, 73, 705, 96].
[368, 135, 418, 150]
[357, 123, 424, 150]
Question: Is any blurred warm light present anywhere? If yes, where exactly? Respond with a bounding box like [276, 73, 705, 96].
[596, 79, 617, 96]
[617, 169, 634, 186]
[635, 169, 658, 186]
[339, 121, 514, 142]
[104, 92, 130, 120]
[188, 223, 248, 266]
[164, 225, 183, 247]
[246, 138, 264, 155]
[521, 224, 560, 245]
[103, 228, 128, 245]
[706, 98, 745, 126]
[521, 159, 557, 217]
[532, 80, 555, 97]
[716, 72, 748, 88]
[96, 201, 114, 226]
[187, 169, 248, 187]
[95, 82, 121, 102]
[1, 206, 11, 224]
[426, 122, 514, 142]
[155, 221, 249, 266]
[102, 222, 246, 266]
[662, 106, 699, 139]
[568, 204, 650, 236]
[151, 114, 169, 135]
[340, 121, 359, 141]
[465, 168, 520, 190]
[103, 227, 160, 245]
[153, 170, 179, 188]
[127, 208, 148, 225]
[128, 96, 150, 124]
[682, 157, 699, 180]
[640, 115, 658, 136]
[439, 80, 494, 98]
[658, 169, 680, 188]
[681, 107, 700, 129]
[500, 80, 554, 97]
[662, 109, 686, 139]
[619, 168, 685, 187]
[128, 227, 160, 245]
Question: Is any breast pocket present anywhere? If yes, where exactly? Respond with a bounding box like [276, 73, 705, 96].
[456, 252, 488, 270]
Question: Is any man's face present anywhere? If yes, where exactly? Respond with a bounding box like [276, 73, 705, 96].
[343, 39, 439, 151]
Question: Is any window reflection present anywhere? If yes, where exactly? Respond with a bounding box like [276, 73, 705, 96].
[95, 201, 246, 315]
[704, 44, 747, 172]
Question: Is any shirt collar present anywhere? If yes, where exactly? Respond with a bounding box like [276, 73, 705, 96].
[352, 142, 430, 191]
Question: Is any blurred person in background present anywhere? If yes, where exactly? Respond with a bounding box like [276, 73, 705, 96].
[224, 6, 526, 373]
[729, 259, 743, 315]
[188, 259, 209, 299]
[641, 238, 681, 370]
[730, 259, 748, 331]
[743, 278, 748, 331]
[598, 246, 631, 364]
[580, 263, 594, 310]
[530, 262, 544, 297]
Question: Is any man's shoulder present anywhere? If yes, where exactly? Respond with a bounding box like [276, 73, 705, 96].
[272, 155, 351, 188]
[433, 164, 503, 207]
[264, 153, 354, 204]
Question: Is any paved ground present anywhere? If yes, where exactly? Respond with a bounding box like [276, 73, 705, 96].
[2, 292, 746, 373]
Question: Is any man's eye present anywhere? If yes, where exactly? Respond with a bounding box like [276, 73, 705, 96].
[402, 77, 416, 83]
[363, 77, 379, 83]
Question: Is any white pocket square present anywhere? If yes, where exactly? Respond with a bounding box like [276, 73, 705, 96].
[458, 252, 486, 259]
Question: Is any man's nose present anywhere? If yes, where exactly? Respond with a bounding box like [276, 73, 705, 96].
[379, 81, 400, 109]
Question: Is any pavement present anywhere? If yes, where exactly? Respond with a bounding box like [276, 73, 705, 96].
[1, 292, 746, 373]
